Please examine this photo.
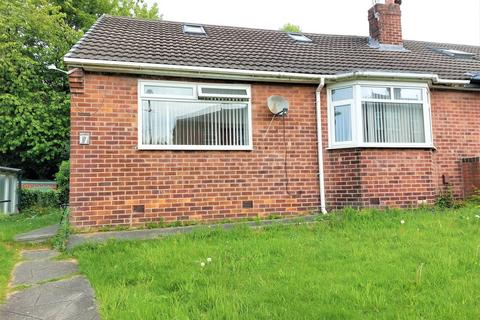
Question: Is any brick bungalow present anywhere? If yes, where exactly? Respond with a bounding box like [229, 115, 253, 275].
[64, 0, 480, 228]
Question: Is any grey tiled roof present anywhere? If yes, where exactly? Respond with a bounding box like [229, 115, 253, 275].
[65, 15, 480, 80]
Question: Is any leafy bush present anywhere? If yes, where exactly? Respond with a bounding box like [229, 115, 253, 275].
[435, 187, 455, 209]
[20, 188, 59, 210]
[55, 160, 70, 205]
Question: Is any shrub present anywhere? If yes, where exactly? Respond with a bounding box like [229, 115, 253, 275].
[435, 187, 455, 209]
[52, 209, 70, 251]
[20, 188, 59, 210]
[55, 160, 70, 205]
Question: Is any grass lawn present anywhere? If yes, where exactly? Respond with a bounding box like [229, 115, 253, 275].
[0, 209, 61, 301]
[72, 204, 480, 319]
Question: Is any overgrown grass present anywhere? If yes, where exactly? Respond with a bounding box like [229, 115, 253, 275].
[51, 209, 70, 251]
[0, 208, 61, 301]
[72, 204, 480, 319]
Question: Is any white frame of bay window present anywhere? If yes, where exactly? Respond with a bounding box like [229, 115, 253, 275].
[327, 80, 433, 149]
[327, 85, 357, 147]
[137, 80, 253, 150]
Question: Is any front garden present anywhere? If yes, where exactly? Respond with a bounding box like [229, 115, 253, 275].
[69, 203, 480, 319]
[0, 161, 69, 301]
[1, 177, 480, 318]
[0, 209, 61, 301]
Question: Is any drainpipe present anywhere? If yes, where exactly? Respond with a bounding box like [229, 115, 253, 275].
[316, 78, 327, 214]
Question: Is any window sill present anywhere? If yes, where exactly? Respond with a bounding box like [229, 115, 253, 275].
[327, 144, 436, 150]
[137, 145, 254, 151]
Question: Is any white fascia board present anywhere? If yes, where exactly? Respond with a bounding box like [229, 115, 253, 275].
[63, 57, 470, 85]
[324, 71, 470, 85]
[63, 58, 322, 83]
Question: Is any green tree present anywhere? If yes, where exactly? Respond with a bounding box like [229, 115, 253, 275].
[280, 23, 302, 33]
[0, 0, 160, 178]
[0, 0, 79, 178]
[53, 0, 160, 32]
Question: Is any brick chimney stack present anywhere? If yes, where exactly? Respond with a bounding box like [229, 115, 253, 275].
[368, 0, 403, 47]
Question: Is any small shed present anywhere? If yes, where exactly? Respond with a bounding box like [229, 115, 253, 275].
[0, 166, 21, 214]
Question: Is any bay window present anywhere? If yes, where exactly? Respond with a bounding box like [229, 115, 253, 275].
[138, 81, 252, 150]
[328, 82, 432, 148]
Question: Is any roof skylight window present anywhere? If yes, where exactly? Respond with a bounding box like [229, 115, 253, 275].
[287, 32, 312, 42]
[183, 24, 206, 35]
[431, 48, 475, 59]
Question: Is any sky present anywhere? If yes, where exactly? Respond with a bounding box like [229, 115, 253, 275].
[146, 0, 480, 46]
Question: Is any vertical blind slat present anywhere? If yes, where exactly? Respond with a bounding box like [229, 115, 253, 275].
[142, 100, 249, 147]
[362, 101, 425, 144]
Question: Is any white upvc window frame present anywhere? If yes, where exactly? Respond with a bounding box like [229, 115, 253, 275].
[197, 84, 250, 99]
[327, 80, 433, 149]
[328, 86, 356, 148]
[137, 80, 253, 151]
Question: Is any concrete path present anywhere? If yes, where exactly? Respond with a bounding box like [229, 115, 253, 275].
[0, 249, 100, 320]
[14, 225, 59, 243]
[67, 214, 318, 249]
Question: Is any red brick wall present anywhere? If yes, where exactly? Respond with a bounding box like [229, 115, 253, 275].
[357, 149, 435, 207]
[69, 73, 320, 228]
[430, 89, 480, 198]
[69, 71, 480, 228]
[323, 148, 435, 209]
[323, 148, 362, 208]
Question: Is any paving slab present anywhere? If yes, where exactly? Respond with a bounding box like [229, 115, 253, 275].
[0, 276, 99, 320]
[21, 249, 60, 261]
[67, 214, 318, 249]
[14, 225, 59, 243]
[12, 260, 78, 286]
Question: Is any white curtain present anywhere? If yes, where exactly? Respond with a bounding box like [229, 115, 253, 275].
[362, 102, 425, 143]
[142, 100, 249, 146]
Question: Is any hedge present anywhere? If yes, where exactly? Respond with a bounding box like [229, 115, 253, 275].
[20, 188, 59, 210]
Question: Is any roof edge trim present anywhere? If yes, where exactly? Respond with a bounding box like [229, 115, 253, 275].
[63, 57, 470, 85]
[0, 166, 22, 173]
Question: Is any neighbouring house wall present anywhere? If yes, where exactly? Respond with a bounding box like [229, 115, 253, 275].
[430, 89, 480, 198]
[69, 72, 321, 228]
[322, 87, 480, 209]
[21, 181, 57, 190]
[69, 71, 480, 227]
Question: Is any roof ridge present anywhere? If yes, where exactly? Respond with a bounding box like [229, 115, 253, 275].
[101, 15, 370, 39]
[65, 14, 107, 58]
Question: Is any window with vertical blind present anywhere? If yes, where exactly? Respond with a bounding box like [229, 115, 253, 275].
[138, 81, 252, 150]
[328, 82, 432, 148]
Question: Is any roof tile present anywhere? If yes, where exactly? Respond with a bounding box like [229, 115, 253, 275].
[65, 15, 480, 80]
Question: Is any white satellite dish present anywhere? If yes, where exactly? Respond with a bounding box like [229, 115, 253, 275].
[267, 95, 289, 115]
